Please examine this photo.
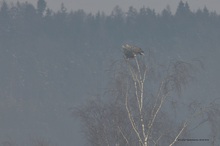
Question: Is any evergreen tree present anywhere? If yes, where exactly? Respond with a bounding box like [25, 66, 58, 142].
[203, 6, 209, 17]
[0, 0, 9, 19]
[175, 1, 192, 18]
[161, 5, 172, 18]
[37, 0, 46, 16]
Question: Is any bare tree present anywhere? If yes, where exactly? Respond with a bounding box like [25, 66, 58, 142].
[1, 139, 16, 146]
[30, 137, 52, 146]
[1, 137, 53, 146]
[75, 53, 220, 146]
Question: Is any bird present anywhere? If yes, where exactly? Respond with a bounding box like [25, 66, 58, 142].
[122, 44, 144, 59]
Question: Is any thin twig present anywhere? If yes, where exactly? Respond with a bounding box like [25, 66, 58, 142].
[169, 121, 188, 146]
[118, 126, 130, 146]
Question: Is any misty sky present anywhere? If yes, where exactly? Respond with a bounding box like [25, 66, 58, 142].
[6, 0, 220, 14]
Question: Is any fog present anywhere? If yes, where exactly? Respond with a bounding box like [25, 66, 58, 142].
[0, 0, 220, 146]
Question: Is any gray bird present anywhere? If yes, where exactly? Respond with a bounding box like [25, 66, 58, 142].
[122, 44, 144, 59]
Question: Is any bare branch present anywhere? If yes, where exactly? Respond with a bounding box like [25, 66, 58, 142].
[118, 126, 130, 146]
[169, 121, 188, 146]
[125, 91, 144, 145]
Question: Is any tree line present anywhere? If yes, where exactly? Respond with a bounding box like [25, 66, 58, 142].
[0, 0, 220, 50]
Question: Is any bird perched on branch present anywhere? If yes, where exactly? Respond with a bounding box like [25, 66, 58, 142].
[122, 44, 144, 59]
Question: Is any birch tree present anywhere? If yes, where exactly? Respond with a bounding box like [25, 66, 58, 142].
[75, 53, 220, 146]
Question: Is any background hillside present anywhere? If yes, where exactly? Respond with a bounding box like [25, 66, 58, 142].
[0, 1, 219, 145]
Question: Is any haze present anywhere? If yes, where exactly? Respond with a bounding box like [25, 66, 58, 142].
[0, 0, 220, 146]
